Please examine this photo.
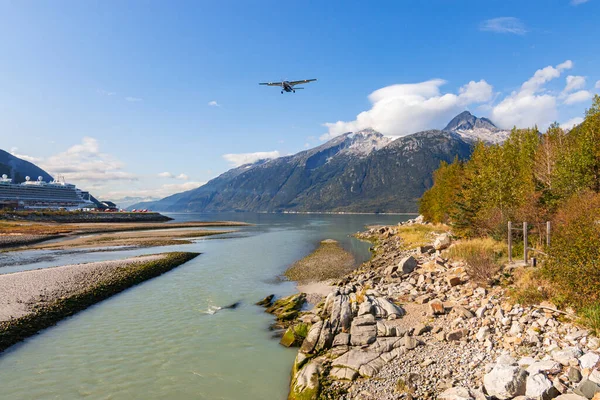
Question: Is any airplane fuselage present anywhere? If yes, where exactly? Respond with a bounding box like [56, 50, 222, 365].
[282, 81, 294, 92]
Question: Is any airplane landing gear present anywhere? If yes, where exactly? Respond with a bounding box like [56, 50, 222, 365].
[293, 90, 296, 93]
[281, 90, 283, 94]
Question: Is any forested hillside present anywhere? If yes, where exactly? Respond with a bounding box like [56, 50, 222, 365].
[419, 95, 600, 319]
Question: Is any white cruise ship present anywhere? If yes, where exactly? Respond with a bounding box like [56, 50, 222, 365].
[0, 174, 95, 210]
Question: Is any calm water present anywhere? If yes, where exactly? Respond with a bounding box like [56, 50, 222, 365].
[0, 213, 411, 400]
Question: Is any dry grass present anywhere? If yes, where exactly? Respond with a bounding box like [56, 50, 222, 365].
[395, 224, 449, 249]
[465, 250, 501, 286]
[506, 267, 552, 306]
[445, 237, 508, 262]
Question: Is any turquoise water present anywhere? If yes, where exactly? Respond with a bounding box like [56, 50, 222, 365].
[0, 213, 411, 399]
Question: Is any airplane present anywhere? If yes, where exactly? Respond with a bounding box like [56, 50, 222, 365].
[259, 79, 317, 94]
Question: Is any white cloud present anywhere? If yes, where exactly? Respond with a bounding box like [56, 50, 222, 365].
[97, 89, 116, 96]
[563, 90, 593, 105]
[480, 17, 527, 35]
[9, 147, 42, 163]
[491, 60, 573, 129]
[125, 97, 143, 102]
[40, 137, 137, 183]
[222, 151, 281, 167]
[557, 60, 574, 71]
[571, 0, 590, 5]
[322, 79, 493, 139]
[176, 173, 189, 180]
[104, 181, 205, 200]
[561, 117, 584, 129]
[596, 80, 600, 89]
[158, 172, 174, 178]
[564, 75, 586, 93]
[208, 100, 220, 107]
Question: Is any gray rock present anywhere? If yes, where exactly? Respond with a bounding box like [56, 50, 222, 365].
[314, 320, 333, 352]
[439, 387, 474, 400]
[332, 332, 350, 347]
[359, 356, 387, 377]
[399, 256, 418, 274]
[332, 349, 380, 371]
[402, 336, 418, 350]
[527, 360, 562, 375]
[447, 328, 469, 342]
[413, 323, 429, 336]
[350, 323, 377, 346]
[525, 373, 555, 399]
[568, 366, 583, 383]
[574, 378, 600, 398]
[357, 300, 374, 316]
[476, 326, 491, 342]
[454, 306, 475, 319]
[579, 352, 600, 369]
[290, 360, 322, 399]
[353, 314, 376, 326]
[434, 233, 452, 250]
[552, 347, 583, 366]
[329, 366, 358, 381]
[300, 321, 323, 354]
[372, 297, 405, 318]
[483, 364, 527, 399]
[338, 296, 353, 333]
[554, 395, 588, 400]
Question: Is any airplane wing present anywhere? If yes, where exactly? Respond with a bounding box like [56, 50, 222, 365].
[289, 79, 317, 86]
[259, 82, 283, 86]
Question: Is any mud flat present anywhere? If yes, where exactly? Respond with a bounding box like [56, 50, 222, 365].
[0, 220, 247, 251]
[0, 252, 199, 353]
[285, 239, 356, 284]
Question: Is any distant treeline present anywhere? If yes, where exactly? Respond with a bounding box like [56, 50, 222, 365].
[419, 95, 600, 311]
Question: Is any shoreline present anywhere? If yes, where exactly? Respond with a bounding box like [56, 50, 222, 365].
[0, 252, 199, 353]
[0, 220, 248, 251]
[263, 218, 600, 399]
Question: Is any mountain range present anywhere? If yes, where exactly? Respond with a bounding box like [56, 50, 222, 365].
[0, 150, 53, 183]
[132, 111, 508, 213]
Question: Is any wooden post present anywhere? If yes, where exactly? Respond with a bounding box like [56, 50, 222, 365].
[546, 221, 551, 248]
[508, 221, 513, 263]
[523, 221, 528, 264]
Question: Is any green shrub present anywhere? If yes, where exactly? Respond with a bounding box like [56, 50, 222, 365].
[541, 191, 600, 307]
[579, 304, 600, 335]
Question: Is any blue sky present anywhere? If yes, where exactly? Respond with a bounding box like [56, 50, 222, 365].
[0, 0, 599, 200]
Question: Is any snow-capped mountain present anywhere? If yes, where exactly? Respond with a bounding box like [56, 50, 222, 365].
[443, 111, 510, 144]
[131, 114, 478, 213]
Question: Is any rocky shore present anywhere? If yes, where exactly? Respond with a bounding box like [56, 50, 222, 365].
[259, 218, 600, 399]
[0, 252, 199, 353]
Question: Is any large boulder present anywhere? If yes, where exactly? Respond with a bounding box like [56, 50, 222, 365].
[314, 320, 334, 353]
[384, 256, 417, 276]
[525, 373, 558, 399]
[300, 321, 323, 354]
[371, 296, 405, 318]
[350, 323, 377, 346]
[434, 233, 452, 250]
[399, 256, 418, 274]
[289, 360, 322, 400]
[483, 364, 527, 399]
